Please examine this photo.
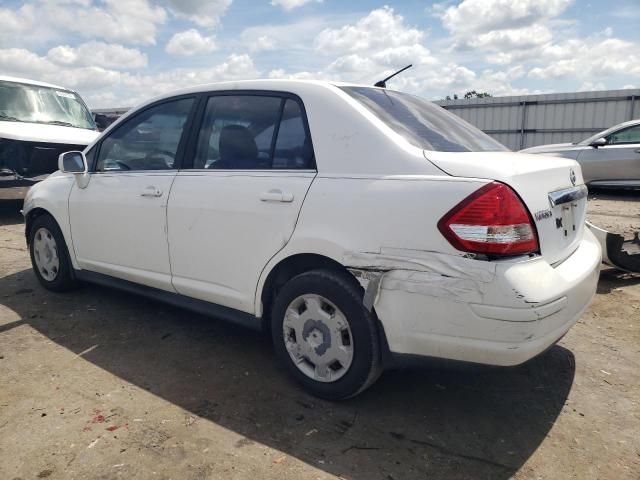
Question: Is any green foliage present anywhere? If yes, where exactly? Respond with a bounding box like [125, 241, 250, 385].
[444, 91, 492, 101]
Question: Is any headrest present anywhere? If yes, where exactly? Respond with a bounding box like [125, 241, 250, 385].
[219, 125, 258, 164]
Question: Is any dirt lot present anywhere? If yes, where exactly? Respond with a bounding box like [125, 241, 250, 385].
[1, 192, 639, 480]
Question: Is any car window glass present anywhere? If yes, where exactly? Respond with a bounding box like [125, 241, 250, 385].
[95, 98, 194, 172]
[194, 95, 282, 169]
[608, 125, 640, 145]
[340, 86, 508, 152]
[272, 99, 314, 169]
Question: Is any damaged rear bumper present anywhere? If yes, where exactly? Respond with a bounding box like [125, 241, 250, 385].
[347, 229, 601, 366]
[586, 221, 640, 273]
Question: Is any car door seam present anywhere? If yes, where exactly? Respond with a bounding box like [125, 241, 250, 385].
[253, 171, 318, 317]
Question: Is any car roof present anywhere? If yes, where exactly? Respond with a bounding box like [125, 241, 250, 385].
[0, 75, 71, 91]
[139, 79, 378, 105]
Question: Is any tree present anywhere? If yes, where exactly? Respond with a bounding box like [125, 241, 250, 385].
[444, 91, 492, 101]
[463, 90, 492, 99]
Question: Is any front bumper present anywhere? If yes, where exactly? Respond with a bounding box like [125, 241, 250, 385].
[372, 229, 601, 366]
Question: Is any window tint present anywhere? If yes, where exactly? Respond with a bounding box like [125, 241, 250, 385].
[340, 87, 508, 152]
[194, 95, 282, 169]
[608, 125, 640, 145]
[272, 99, 314, 169]
[95, 98, 194, 172]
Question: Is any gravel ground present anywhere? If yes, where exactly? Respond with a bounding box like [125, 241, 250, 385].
[0, 192, 639, 480]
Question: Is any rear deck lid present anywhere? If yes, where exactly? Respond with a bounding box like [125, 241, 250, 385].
[426, 151, 588, 265]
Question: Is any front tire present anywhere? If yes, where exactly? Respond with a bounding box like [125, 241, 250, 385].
[29, 214, 78, 292]
[271, 269, 382, 400]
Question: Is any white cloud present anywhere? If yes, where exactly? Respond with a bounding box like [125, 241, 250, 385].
[315, 6, 423, 54]
[467, 24, 552, 51]
[249, 35, 276, 53]
[271, 0, 322, 11]
[436, 0, 573, 34]
[528, 37, 640, 80]
[0, 48, 55, 77]
[0, 47, 259, 107]
[165, 29, 217, 56]
[162, 0, 231, 28]
[0, 0, 167, 46]
[54, 0, 167, 45]
[240, 17, 329, 54]
[47, 41, 147, 69]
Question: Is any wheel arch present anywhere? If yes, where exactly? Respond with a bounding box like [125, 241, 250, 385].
[258, 252, 362, 326]
[25, 207, 54, 244]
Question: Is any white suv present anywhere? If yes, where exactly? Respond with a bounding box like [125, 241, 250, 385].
[23, 80, 601, 399]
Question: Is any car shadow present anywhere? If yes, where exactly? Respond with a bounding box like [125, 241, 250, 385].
[597, 267, 640, 294]
[588, 188, 640, 201]
[0, 200, 23, 226]
[0, 268, 575, 479]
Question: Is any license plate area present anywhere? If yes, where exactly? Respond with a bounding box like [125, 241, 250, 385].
[558, 202, 577, 238]
[548, 185, 587, 241]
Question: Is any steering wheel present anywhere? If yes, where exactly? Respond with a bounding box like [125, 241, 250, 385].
[144, 149, 175, 168]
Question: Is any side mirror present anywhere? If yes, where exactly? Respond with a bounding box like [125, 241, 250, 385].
[58, 151, 88, 173]
[590, 137, 607, 148]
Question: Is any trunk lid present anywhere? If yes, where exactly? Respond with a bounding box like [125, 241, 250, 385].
[426, 151, 588, 265]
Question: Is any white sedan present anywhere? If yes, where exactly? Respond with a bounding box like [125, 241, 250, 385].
[23, 80, 601, 399]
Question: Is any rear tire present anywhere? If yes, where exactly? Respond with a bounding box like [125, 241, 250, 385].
[29, 214, 78, 292]
[271, 269, 382, 400]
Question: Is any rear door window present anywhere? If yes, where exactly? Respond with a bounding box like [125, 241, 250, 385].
[193, 95, 314, 170]
[272, 99, 314, 169]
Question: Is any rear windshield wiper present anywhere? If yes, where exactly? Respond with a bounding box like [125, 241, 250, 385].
[43, 120, 75, 127]
[0, 114, 20, 122]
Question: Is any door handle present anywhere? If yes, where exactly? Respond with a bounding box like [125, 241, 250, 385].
[140, 186, 163, 197]
[634, 149, 640, 154]
[260, 189, 294, 203]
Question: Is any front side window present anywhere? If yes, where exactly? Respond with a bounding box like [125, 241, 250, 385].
[0, 80, 95, 130]
[194, 95, 314, 169]
[95, 98, 194, 172]
[340, 86, 508, 152]
[607, 125, 640, 145]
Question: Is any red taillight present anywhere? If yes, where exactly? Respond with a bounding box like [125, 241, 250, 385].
[438, 182, 539, 256]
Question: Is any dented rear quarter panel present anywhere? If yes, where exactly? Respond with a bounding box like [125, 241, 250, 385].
[255, 174, 491, 315]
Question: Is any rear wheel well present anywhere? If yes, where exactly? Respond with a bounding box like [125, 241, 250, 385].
[25, 208, 52, 243]
[260, 254, 361, 327]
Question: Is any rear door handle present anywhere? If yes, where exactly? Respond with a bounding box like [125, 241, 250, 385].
[140, 186, 163, 197]
[260, 189, 294, 203]
[634, 149, 640, 154]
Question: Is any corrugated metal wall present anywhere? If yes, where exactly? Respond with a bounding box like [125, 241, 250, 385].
[435, 89, 640, 151]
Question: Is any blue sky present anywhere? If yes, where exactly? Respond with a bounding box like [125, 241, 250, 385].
[1, 0, 639, 107]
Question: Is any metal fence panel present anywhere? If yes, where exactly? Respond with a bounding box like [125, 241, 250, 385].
[436, 89, 640, 151]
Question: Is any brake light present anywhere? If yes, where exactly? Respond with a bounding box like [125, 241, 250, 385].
[438, 182, 539, 256]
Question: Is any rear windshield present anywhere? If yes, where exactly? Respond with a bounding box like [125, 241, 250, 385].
[340, 86, 508, 152]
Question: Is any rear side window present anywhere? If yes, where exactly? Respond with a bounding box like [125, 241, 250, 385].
[95, 98, 194, 171]
[272, 99, 314, 169]
[340, 87, 508, 153]
[193, 95, 314, 169]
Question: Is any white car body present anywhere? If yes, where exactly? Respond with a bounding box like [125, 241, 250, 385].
[23, 80, 601, 397]
[0, 75, 99, 199]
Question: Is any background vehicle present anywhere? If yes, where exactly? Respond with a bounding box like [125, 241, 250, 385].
[521, 119, 640, 188]
[23, 80, 601, 399]
[0, 76, 99, 199]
